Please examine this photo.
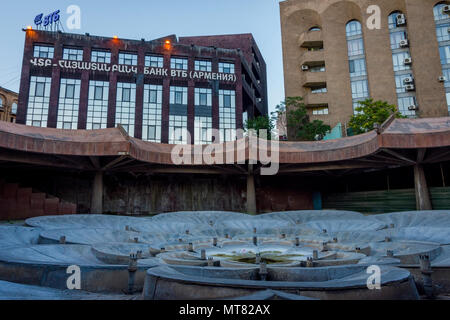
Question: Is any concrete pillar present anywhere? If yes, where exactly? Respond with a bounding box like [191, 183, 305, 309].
[246, 164, 257, 215]
[414, 165, 432, 211]
[91, 171, 103, 214]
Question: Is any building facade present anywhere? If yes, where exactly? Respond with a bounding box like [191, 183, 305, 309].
[17, 30, 267, 144]
[280, 0, 450, 136]
[0, 87, 18, 123]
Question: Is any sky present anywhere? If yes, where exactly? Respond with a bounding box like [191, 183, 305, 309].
[0, 0, 285, 114]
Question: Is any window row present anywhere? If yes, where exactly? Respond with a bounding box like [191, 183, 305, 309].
[33, 45, 236, 73]
[26, 77, 237, 143]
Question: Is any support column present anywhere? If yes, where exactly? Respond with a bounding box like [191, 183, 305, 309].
[414, 164, 432, 211]
[91, 171, 103, 214]
[246, 164, 257, 215]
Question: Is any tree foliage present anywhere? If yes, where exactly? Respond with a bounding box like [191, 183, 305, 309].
[245, 115, 274, 140]
[348, 99, 406, 135]
[283, 96, 331, 141]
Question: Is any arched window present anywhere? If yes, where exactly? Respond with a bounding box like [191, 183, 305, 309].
[434, 2, 450, 21]
[309, 26, 321, 32]
[0, 97, 3, 108]
[346, 20, 362, 37]
[433, 3, 450, 115]
[11, 103, 18, 114]
[388, 11, 416, 117]
[346, 20, 369, 113]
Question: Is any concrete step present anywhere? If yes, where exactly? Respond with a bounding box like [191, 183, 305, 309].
[44, 198, 60, 215]
[1, 183, 19, 199]
[58, 202, 77, 215]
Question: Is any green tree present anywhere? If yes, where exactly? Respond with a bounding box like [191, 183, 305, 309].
[284, 96, 331, 141]
[245, 115, 274, 140]
[349, 99, 405, 135]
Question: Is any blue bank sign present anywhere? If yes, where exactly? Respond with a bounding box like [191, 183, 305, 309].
[34, 10, 60, 28]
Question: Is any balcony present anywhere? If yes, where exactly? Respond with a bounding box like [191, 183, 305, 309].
[300, 50, 325, 68]
[303, 92, 329, 107]
[298, 30, 323, 49]
[302, 71, 326, 87]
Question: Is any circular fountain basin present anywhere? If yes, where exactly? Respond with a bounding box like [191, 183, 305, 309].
[143, 264, 419, 300]
[0, 244, 158, 293]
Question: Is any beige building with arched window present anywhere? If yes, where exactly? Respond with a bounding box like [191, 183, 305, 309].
[0, 86, 18, 123]
[280, 0, 450, 138]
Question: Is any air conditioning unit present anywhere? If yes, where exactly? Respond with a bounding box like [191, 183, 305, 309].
[403, 77, 414, 84]
[257, 98, 262, 103]
[404, 57, 412, 65]
[443, 5, 450, 14]
[399, 39, 409, 48]
[439, 76, 447, 82]
[408, 105, 418, 111]
[405, 84, 415, 91]
[396, 14, 406, 26]
[301, 65, 309, 71]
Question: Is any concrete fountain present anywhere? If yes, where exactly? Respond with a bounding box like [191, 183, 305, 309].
[0, 210, 448, 300]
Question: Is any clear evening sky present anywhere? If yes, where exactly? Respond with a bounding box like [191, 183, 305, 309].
[0, 0, 285, 114]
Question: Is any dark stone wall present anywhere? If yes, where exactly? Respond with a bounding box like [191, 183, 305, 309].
[6, 162, 446, 216]
[1, 168, 316, 215]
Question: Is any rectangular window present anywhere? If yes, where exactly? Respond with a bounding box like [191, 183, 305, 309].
[57, 79, 81, 130]
[65, 84, 75, 99]
[446, 92, 450, 115]
[219, 62, 235, 74]
[194, 116, 213, 145]
[119, 52, 138, 65]
[440, 45, 450, 65]
[35, 82, 45, 97]
[349, 59, 367, 77]
[170, 87, 188, 105]
[443, 68, 450, 88]
[171, 57, 188, 70]
[26, 76, 52, 128]
[311, 86, 327, 94]
[395, 74, 413, 93]
[147, 125, 156, 140]
[122, 88, 131, 102]
[436, 24, 450, 42]
[390, 31, 407, 49]
[169, 115, 188, 144]
[63, 48, 83, 61]
[309, 65, 326, 73]
[87, 81, 109, 130]
[392, 52, 411, 71]
[145, 55, 164, 68]
[143, 85, 163, 142]
[116, 83, 136, 137]
[347, 38, 364, 56]
[219, 90, 236, 142]
[34, 45, 54, 59]
[195, 60, 212, 72]
[351, 80, 369, 99]
[94, 86, 103, 100]
[195, 88, 212, 107]
[149, 90, 158, 103]
[397, 96, 417, 117]
[91, 50, 111, 63]
[312, 106, 329, 115]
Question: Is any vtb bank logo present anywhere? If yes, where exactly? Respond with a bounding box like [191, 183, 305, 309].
[34, 5, 82, 30]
